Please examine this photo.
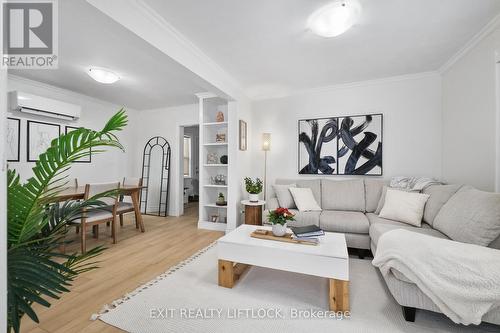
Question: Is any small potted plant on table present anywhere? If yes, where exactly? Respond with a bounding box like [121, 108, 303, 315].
[244, 177, 263, 202]
[268, 208, 295, 237]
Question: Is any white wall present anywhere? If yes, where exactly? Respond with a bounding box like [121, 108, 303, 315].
[250, 74, 443, 187]
[7, 75, 138, 184]
[0, 42, 7, 333]
[442, 27, 500, 191]
[131, 104, 198, 216]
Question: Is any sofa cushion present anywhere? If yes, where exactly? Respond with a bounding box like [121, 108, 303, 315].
[422, 184, 462, 226]
[366, 212, 411, 226]
[321, 179, 365, 212]
[433, 186, 500, 246]
[369, 222, 449, 249]
[319, 211, 369, 234]
[273, 184, 297, 209]
[276, 179, 322, 207]
[379, 189, 430, 227]
[287, 209, 321, 228]
[364, 179, 387, 213]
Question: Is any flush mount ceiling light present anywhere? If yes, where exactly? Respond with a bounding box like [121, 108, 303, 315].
[308, 0, 361, 38]
[87, 67, 120, 84]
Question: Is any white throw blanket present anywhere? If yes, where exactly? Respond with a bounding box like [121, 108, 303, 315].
[390, 176, 442, 191]
[372, 229, 500, 325]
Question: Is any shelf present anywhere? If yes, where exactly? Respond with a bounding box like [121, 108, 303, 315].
[204, 204, 228, 209]
[198, 220, 227, 232]
[204, 184, 228, 188]
[203, 142, 228, 146]
[203, 121, 228, 126]
[203, 164, 227, 167]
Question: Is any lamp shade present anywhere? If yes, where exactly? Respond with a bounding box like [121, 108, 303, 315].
[262, 133, 271, 151]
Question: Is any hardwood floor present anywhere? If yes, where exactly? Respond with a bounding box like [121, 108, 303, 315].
[21, 204, 222, 333]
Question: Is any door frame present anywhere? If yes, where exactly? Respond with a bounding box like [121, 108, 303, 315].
[178, 123, 199, 216]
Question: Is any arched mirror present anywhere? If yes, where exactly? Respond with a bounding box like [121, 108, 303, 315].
[140, 136, 171, 216]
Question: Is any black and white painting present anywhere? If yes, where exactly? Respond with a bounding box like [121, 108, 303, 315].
[7, 118, 20, 162]
[66, 126, 91, 163]
[27, 120, 60, 162]
[338, 114, 383, 175]
[298, 118, 338, 175]
[298, 114, 383, 175]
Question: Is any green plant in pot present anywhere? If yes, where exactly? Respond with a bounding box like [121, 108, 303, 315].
[268, 208, 295, 237]
[244, 177, 263, 202]
[7, 110, 128, 333]
[216, 192, 227, 206]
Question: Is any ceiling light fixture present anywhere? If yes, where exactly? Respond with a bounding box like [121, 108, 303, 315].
[87, 67, 120, 84]
[308, 0, 361, 38]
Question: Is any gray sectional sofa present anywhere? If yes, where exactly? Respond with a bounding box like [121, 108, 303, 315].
[267, 178, 500, 325]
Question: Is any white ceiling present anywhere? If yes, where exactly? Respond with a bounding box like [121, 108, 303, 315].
[144, 0, 500, 99]
[9, 0, 210, 110]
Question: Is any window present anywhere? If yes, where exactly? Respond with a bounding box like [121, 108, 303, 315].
[184, 136, 192, 178]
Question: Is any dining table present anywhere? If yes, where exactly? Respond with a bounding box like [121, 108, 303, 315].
[51, 185, 146, 232]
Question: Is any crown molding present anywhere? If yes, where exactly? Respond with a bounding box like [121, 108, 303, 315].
[86, 0, 247, 103]
[251, 71, 440, 101]
[439, 13, 500, 74]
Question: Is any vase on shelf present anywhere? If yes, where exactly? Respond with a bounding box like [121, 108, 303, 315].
[272, 223, 287, 237]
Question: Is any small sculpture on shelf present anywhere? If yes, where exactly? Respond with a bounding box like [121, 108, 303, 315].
[216, 133, 226, 143]
[216, 192, 227, 206]
[216, 111, 224, 122]
[220, 155, 228, 164]
[207, 152, 218, 164]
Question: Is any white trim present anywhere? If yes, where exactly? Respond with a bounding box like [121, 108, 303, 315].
[86, 0, 247, 102]
[439, 14, 500, 74]
[252, 71, 440, 101]
[195, 92, 217, 99]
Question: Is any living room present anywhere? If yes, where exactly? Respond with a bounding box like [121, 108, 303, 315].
[1, 0, 500, 332]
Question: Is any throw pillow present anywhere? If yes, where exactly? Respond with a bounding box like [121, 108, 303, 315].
[273, 184, 297, 208]
[379, 189, 430, 227]
[289, 187, 322, 212]
[433, 187, 500, 246]
[375, 186, 419, 214]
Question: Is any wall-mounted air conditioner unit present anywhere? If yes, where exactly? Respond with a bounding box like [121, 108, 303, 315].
[9, 91, 81, 121]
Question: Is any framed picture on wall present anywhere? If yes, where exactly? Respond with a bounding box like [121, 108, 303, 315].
[27, 120, 61, 162]
[239, 119, 247, 151]
[298, 113, 383, 175]
[7, 118, 21, 162]
[65, 126, 91, 163]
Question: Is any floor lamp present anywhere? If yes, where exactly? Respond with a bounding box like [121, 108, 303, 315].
[262, 133, 271, 201]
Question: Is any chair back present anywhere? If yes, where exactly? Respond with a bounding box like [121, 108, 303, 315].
[84, 182, 120, 206]
[123, 177, 142, 187]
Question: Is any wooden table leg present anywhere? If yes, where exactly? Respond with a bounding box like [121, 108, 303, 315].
[329, 279, 349, 312]
[218, 260, 235, 288]
[131, 190, 145, 232]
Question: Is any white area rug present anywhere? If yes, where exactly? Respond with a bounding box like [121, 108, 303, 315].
[98, 244, 498, 333]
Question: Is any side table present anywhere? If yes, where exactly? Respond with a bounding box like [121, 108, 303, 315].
[241, 200, 266, 226]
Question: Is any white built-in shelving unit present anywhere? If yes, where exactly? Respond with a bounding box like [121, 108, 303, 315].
[196, 93, 234, 232]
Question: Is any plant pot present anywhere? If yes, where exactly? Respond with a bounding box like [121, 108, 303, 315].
[248, 193, 259, 202]
[272, 223, 287, 237]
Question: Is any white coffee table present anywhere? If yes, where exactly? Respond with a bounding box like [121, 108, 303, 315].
[217, 224, 349, 312]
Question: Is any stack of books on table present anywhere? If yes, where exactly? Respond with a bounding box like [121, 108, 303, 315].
[289, 225, 324, 244]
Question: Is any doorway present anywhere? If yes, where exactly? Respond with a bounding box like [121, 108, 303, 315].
[182, 125, 200, 217]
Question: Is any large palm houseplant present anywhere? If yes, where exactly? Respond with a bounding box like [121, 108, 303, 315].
[7, 110, 128, 333]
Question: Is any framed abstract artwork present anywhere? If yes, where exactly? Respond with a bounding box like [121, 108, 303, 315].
[65, 126, 91, 163]
[27, 120, 61, 162]
[7, 117, 21, 162]
[298, 114, 383, 175]
[239, 119, 247, 151]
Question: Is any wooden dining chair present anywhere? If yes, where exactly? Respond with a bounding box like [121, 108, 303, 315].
[72, 182, 120, 254]
[117, 177, 142, 228]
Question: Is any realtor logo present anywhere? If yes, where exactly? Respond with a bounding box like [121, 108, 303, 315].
[2, 0, 58, 69]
